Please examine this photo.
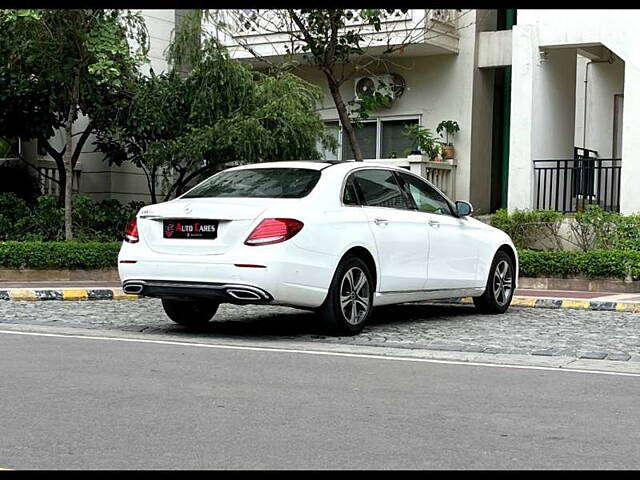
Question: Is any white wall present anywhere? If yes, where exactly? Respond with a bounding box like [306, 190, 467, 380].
[508, 9, 640, 214]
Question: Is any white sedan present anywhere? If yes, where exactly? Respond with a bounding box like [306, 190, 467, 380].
[119, 161, 518, 334]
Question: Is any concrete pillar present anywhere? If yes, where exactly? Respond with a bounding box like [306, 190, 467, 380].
[508, 26, 577, 211]
[507, 24, 536, 211]
[619, 65, 640, 214]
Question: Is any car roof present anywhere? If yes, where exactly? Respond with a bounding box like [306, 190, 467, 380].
[227, 160, 408, 173]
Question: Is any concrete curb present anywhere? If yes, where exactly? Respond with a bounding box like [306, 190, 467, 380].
[0, 288, 138, 301]
[453, 296, 640, 313]
[1, 288, 640, 313]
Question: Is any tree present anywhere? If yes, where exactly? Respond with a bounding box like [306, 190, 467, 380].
[94, 39, 334, 204]
[0, 9, 148, 239]
[170, 9, 470, 161]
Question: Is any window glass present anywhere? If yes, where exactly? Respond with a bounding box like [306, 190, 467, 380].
[381, 119, 419, 158]
[352, 169, 411, 210]
[318, 121, 340, 161]
[182, 168, 321, 199]
[398, 172, 453, 216]
[342, 122, 377, 160]
[343, 176, 360, 205]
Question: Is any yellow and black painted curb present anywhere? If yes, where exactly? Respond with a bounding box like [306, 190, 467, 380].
[1, 288, 640, 313]
[0, 288, 138, 301]
[454, 296, 640, 313]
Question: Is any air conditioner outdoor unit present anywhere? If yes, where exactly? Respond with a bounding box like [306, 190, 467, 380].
[354, 74, 405, 102]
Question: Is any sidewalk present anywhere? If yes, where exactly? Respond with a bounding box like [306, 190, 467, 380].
[1, 280, 640, 312]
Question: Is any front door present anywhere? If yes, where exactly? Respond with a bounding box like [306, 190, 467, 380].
[396, 171, 480, 290]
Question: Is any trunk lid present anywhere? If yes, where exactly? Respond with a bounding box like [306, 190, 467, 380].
[138, 198, 276, 256]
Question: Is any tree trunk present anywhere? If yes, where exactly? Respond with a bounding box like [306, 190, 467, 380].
[325, 73, 364, 162]
[63, 73, 80, 241]
[63, 117, 74, 240]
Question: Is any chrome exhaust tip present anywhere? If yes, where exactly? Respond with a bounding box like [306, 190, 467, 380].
[123, 283, 144, 295]
[226, 289, 262, 301]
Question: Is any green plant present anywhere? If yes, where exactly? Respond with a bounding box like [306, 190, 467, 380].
[402, 124, 442, 160]
[491, 209, 564, 250]
[436, 120, 460, 146]
[567, 205, 640, 252]
[0, 193, 142, 242]
[0, 241, 120, 269]
[518, 249, 640, 281]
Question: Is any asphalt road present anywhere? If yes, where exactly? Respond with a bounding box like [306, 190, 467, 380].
[1, 330, 639, 470]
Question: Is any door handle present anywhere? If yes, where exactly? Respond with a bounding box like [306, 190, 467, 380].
[374, 217, 389, 226]
[428, 220, 440, 228]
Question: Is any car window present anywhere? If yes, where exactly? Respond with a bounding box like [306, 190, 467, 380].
[182, 168, 321, 199]
[343, 176, 360, 206]
[352, 169, 412, 210]
[398, 172, 454, 216]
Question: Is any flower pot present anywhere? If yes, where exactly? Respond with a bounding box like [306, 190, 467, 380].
[442, 144, 455, 160]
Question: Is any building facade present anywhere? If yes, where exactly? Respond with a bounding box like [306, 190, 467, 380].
[9, 9, 637, 215]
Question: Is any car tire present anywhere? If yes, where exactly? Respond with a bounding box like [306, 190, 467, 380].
[318, 255, 374, 336]
[473, 251, 515, 314]
[161, 298, 220, 328]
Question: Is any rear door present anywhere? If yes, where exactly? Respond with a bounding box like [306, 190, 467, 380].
[350, 168, 429, 292]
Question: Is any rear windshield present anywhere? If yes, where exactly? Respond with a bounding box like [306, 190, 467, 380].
[181, 168, 321, 199]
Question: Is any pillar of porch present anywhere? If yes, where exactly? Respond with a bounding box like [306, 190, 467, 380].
[508, 26, 577, 211]
[619, 68, 640, 214]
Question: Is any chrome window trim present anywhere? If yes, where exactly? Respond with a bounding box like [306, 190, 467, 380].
[339, 165, 457, 217]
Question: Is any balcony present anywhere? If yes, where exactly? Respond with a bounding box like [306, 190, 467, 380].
[215, 9, 462, 60]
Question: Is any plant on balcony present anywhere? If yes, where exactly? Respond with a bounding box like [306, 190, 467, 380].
[436, 120, 460, 160]
[402, 124, 442, 161]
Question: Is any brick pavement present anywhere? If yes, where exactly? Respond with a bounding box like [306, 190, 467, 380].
[0, 298, 638, 363]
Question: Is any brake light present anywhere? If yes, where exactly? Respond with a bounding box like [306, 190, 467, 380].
[245, 218, 304, 246]
[124, 218, 139, 243]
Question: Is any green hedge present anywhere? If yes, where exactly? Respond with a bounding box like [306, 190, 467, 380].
[0, 241, 121, 269]
[1, 242, 639, 281]
[518, 249, 640, 281]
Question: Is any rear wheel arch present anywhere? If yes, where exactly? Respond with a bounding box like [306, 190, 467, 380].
[341, 246, 378, 292]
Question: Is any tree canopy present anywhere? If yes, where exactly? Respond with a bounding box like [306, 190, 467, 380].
[0, 9, 148, 238]
[95, 39, 335, 204]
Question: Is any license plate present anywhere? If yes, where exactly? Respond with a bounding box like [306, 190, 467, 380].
[163, 219, 218, 239]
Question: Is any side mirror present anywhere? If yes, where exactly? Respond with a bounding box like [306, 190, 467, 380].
[455, 200, 473, 217]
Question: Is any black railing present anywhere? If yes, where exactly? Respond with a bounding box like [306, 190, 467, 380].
[533, 150, 621, 213]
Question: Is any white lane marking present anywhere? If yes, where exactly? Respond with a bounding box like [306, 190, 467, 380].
[1, 329, 639, 378]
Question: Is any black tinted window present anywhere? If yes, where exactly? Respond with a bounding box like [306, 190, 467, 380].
[398, 172, 453, 216]
[182, 168, 321, 199]
[352, 169, 411, 210]
[343, 176, 360, 205]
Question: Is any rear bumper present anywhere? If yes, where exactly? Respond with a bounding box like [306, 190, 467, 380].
[118, 242, 336, 308]
[123, 279, 273, 304]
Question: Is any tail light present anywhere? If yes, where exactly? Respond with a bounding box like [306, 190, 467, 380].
[124, 218, 139, 243]
[245, 218, 303, 246]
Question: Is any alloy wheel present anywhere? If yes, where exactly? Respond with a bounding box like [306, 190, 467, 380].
[492, 259, 513, 307]
[339, 267, 370, 325]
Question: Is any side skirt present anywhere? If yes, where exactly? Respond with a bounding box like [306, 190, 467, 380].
[373, 288, 485, 307]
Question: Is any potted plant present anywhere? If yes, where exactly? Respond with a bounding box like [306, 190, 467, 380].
[436, 120, 460, 160]
[402, 124, 442, 161]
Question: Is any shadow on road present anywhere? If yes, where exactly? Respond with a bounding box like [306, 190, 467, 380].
[168, 302, 479, 339]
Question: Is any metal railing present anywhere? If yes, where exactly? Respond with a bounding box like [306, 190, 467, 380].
[533, 150, 621, 213]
